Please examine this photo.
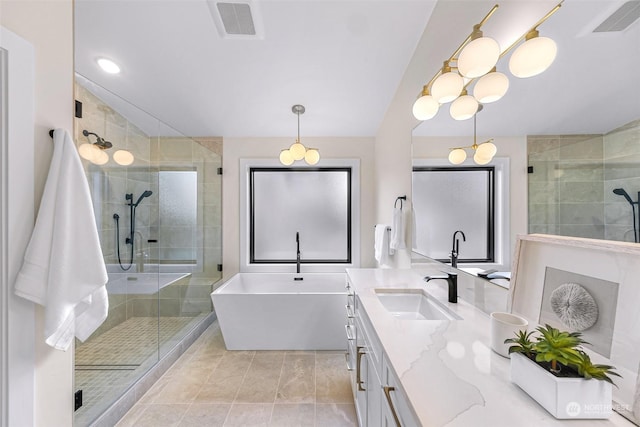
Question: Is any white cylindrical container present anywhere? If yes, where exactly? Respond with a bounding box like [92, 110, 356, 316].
[490, 312, 528, 358]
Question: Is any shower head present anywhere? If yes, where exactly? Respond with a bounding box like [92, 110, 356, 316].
[613, 188, 635, 205]
[133, 190, 153, 207]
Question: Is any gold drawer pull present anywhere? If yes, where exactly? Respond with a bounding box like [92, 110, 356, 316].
[384, 386, 401, 427]
[356, 346, 366, 391]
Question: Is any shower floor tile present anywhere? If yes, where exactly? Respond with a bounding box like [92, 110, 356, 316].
[75, 316, 202, 427]
[116, 322, 357, 426]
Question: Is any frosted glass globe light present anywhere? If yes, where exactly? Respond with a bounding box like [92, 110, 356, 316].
[113, 149, 134, 166]
[509, 32, 557, 78]
[450, 93, 479, 120]
[412, 94, 439, 120]
[476, 141, 497, 159]
[279, 149, 294, 165]
[458, 36, 500, 78]
[431, 71, 464, 104]
[473, 71, 509, 103]
[289, 141, 306, 161]
[78, 143, 97, 162]
[304, 148, 320, 165]
[448, 148, 467, 165]
[93, 149, 109, 165]
[473, 152, 492, 165]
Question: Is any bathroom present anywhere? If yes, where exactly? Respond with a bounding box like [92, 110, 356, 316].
[1, 1, 639, 426]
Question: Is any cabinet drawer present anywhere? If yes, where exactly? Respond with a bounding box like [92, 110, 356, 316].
[382, 359, 419, 427]
[355, 299, 382, 371]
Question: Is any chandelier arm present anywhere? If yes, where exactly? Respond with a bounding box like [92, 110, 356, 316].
[448, 4, 499, 63]
[422, 4, 499, 90]
[499, 1, 563, 59]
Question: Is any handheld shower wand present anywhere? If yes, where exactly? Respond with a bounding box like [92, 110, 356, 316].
[613, 188, 639, 243]
[115, 190, 154, 270]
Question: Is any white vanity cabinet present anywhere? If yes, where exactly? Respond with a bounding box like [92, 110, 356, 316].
[348, 285, 416, 427]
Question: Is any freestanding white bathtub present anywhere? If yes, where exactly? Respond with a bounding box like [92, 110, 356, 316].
[211, 272, 347, 350]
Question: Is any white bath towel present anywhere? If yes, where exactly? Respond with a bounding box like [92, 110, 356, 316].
[389, 207, 406, 253]
[14, 128, 108, 351]
[374, 224, 391, 267]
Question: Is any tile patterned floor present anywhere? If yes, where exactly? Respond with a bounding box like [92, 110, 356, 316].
[116, 322, 357, 427]
[75, 316, 202, 426]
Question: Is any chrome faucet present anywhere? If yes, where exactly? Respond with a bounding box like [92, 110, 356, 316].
[425, 272, 458, 303]
[450, 230, 466, 268]
[296, 231, 301, 274]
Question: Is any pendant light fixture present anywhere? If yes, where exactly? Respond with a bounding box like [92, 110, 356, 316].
[447, 105, 497, 165]
[412, 2, 562, 122]
[279, 104, 320, 166]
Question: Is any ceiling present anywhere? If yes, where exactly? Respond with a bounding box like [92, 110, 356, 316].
[75, 0, 640, 139]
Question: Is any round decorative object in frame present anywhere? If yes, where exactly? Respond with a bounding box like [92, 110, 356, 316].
[549, 283, 599, 332]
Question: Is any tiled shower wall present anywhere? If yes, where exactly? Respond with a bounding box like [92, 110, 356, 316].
[528, 119, 640, 242]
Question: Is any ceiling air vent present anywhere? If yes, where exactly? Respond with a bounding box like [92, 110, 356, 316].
[207, 0, 264, 39]
[593, 1, 640, 32]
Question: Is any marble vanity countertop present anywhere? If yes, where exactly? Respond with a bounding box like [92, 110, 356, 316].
[346, 268, 634, 427]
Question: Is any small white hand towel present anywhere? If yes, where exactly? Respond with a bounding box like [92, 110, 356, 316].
[14, 129, 108, 351]
[374, 224, 391, 267]
[390, 207, 406, 253]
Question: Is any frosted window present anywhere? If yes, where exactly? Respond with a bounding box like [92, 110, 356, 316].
[250, 168, 351, 263]
[159, 171, 197, 263]
[412, 167, 494, 262]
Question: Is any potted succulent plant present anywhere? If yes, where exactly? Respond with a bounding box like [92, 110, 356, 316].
[505, 325, 620, 419]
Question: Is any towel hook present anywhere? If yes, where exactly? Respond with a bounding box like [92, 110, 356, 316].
[394, 195, 407, 210]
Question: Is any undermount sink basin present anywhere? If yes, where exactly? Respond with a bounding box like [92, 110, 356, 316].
[374, 289, 462, 321]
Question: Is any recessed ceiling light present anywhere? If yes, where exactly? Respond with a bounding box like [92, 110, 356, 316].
[97, 58, 120, 74]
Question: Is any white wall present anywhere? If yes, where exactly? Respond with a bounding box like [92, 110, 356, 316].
[222, 137, 376, 278]
[0, 1, 74, 426]
[412, 135, 528, 266]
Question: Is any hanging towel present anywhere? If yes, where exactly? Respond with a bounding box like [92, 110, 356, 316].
[374, 224, 391, 267]
[14, 129, 108, 351]
[390, 207, 406, 253]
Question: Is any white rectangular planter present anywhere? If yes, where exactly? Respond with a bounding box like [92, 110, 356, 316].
[510, 352, 612, 419]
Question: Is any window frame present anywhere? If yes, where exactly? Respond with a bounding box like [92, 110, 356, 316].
[412, 165, 495, 263]
[239, 159, 360, 273]
[248, 167, 353, 264]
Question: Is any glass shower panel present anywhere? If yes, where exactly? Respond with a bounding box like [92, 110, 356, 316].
[154, 126, 221, 359]
[73, 74, 220, 427]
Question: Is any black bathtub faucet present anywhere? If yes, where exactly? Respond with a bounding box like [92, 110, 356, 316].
[294, 232, 303, 281]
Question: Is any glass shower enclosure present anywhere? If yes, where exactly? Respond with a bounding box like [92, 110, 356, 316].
[73, 74, 222, 426]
